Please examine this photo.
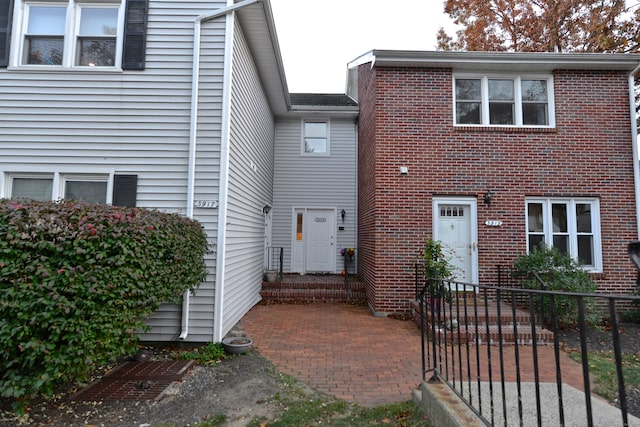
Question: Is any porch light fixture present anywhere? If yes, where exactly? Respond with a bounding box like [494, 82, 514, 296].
[483, 190, 494, 206]
[341, 209, 346, 222]
[628, 242, 640, 286]
[262, 204, 271, 214]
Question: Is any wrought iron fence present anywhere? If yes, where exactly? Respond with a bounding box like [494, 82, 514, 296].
[416, 271, 640, 427]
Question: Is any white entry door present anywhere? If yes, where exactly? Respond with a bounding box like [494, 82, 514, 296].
[433, 198, 478, 286]
[305, 209, 336, 272]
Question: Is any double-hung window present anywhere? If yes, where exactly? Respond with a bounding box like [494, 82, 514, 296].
[302, 120, 329, 155]
[454, 76, 553, 127]
[526, 198, 601, 271]
[18, 0, 124, 68]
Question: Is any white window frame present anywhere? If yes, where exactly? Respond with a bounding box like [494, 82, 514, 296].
[5, 172, 55, 200]
[453, 74, 555, 128]
[10, 0, 125, 70]
[4, 172, 113, 203]
[301, 119, 330, 156]
[525, 198, 602, 272]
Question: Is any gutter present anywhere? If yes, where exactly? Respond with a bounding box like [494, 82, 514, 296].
[630, 63, 640, 238]
[180, 0, 262, 341]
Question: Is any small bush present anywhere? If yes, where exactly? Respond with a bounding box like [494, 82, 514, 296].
[0, 199, 209, 403]
[512, 245, 598, 327]
[175, 343, 227, 366]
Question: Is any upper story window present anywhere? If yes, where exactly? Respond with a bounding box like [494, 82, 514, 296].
[1, 0, 148, 70]
[20, 1, 122, 67]
[526, 198, 601, 271]
[302, 120, 329, 155]
[454, 76, 554, 127]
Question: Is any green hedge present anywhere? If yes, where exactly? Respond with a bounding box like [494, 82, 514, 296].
[0, 199, 209, 402]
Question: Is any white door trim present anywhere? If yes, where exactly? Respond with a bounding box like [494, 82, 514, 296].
[432, 197, 479, 284]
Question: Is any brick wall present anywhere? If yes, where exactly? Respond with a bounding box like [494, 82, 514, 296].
[357, 64, 638, 314]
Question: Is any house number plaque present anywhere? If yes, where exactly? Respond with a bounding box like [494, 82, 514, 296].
[194, 200, 219, 209]
[485, 220, 503, 227]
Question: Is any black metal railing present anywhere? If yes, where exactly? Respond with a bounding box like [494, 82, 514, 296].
[266, 246, 283, 282]
[417, 272, 640, 427]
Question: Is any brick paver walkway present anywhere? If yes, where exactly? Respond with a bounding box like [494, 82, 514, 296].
[242, 302, 595, 410]
[242, 303, 423, 407]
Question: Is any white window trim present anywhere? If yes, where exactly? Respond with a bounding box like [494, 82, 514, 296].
[525, 197, 602, 272]
[301, 119, 331, 157]
[4, 171, 113, 203]
[453, 74, 556, 128]
[9, 0, 125, 70]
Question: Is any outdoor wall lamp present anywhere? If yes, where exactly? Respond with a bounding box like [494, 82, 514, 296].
[262, 204, 271, 214]
[341, 209, 346, 222]
[483, 190, 494, 206]
[628, 242, 640, 286]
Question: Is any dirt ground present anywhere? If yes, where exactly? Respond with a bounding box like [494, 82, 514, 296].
[0, 347, 316, 427]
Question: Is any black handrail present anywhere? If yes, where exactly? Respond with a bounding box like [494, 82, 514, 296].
[416, 266, 640, 426]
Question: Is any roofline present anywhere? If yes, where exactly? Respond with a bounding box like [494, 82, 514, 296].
[348, 50, 640, 72]
[287, 105, 360, 117]
[235, 0, 292, 114]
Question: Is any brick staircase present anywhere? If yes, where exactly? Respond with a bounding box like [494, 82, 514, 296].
[410, 294, 555, 345]
[260, 274, 366, 304]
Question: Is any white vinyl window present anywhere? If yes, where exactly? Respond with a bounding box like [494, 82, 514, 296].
[17, 0, 124, 68]
[6, 173, 110, 204]
[454, 76, 554, 127]
[526, 198, 601, 271]
[302, 120, 329, 155]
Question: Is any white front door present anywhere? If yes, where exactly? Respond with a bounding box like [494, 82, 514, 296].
[292, 208, 336, 273]
[306, 209, 336, 272]
[433, 198, 478, 286]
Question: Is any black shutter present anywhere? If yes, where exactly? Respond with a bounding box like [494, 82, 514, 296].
[122, 0, 148, 70]
[113, 175, 138, 207]
[0, 0, 13, 68]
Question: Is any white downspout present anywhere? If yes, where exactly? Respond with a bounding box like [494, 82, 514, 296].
[180, 0, 262, 341]
[630, 64, 640, 238]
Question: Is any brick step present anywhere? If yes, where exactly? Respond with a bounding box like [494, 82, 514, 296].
[260, 288, 366, 304]
[429, 323, 555, 346]
[262, 280, 365, 291]
[411, 300, 536, 325]
[409, 300, 553, 345]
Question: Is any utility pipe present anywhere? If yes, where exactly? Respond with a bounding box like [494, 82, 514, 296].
[180, 0, 262, 341]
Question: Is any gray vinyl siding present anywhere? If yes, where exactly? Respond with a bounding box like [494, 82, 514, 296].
[272, 117, 357, 273]
[0, 0, 227, 342]
[220, 20, 274, 337]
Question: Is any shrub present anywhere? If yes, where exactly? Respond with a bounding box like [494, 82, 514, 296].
[0, 199, 209, 403]
[422, 239, 457, 280]
[511, 245, 597, 327]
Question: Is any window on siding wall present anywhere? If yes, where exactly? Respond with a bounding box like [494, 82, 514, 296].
[3, 0, 148, 69]
[302, 121, 329, 155]
[7, 173, 110, 204]
[454, 76, 553, 127]
[10, 175, 54, 201]
[526, 198, 601, 271]
[20, 1, 122, 67]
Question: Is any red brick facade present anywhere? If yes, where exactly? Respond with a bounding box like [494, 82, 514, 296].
[356, 63, 638, 314]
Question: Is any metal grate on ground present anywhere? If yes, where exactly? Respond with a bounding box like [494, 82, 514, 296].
[72, 360, 195, 401]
